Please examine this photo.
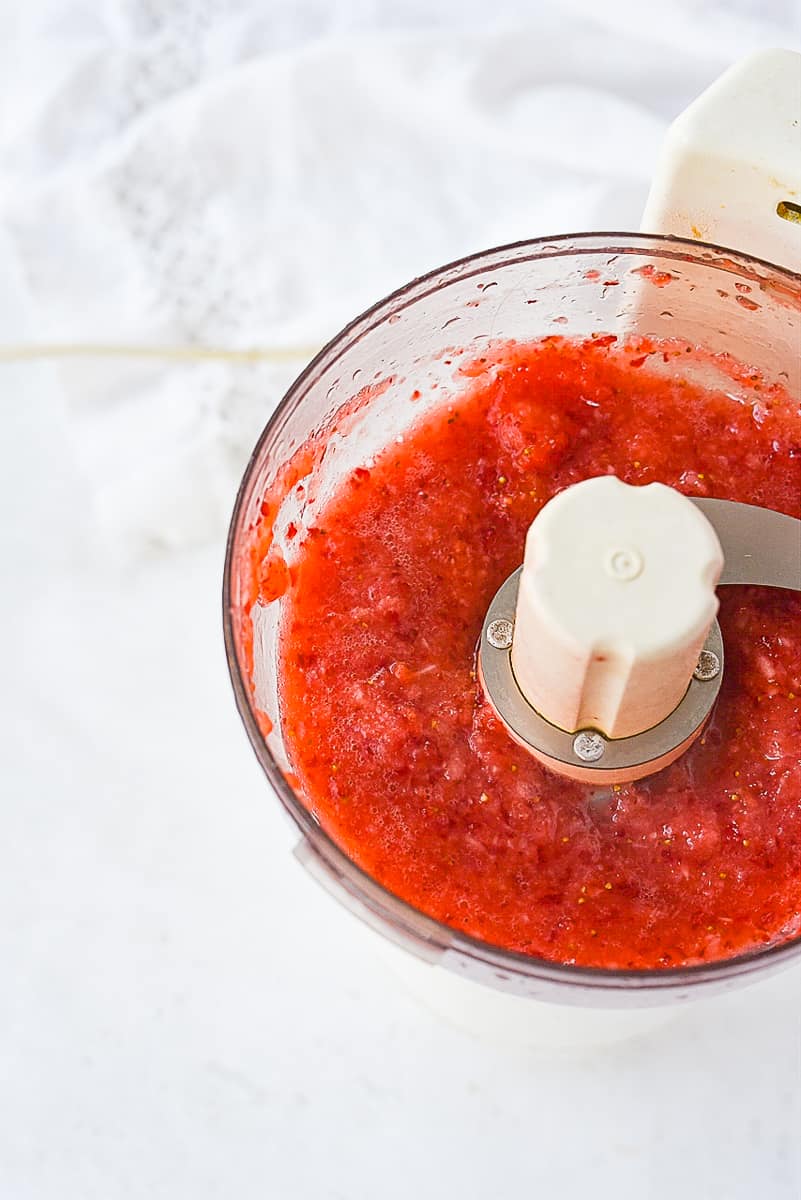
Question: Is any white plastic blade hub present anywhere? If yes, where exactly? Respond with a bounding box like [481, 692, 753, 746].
[511, 477, 724, 739]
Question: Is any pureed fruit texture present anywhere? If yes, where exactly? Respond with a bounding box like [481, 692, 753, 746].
[240, 335, 801, 969]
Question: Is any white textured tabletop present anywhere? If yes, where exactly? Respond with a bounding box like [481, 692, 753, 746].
[1, 3, 800, 1197]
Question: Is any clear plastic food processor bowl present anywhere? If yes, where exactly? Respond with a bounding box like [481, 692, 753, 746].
[223, 233, 801, 1032]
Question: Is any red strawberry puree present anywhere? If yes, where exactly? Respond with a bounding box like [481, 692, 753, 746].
[239, 336, 801, 969]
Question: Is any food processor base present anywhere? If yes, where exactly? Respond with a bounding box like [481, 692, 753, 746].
[372, 932, 679, 1049]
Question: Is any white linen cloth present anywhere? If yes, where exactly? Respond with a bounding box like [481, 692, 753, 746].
[0, 0, 798, 555]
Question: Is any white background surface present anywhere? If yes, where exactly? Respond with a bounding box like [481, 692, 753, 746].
[1, 2, 800, 1198]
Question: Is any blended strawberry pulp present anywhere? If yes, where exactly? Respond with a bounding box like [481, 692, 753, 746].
[243, 336, 801, 970]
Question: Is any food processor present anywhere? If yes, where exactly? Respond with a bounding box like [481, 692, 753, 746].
[223, 50, 801, 1044]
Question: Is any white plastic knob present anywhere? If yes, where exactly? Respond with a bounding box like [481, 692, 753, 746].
[511, 477, 724, 739]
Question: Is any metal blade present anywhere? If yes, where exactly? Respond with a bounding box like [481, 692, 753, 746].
[692, 498, 801, 590]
